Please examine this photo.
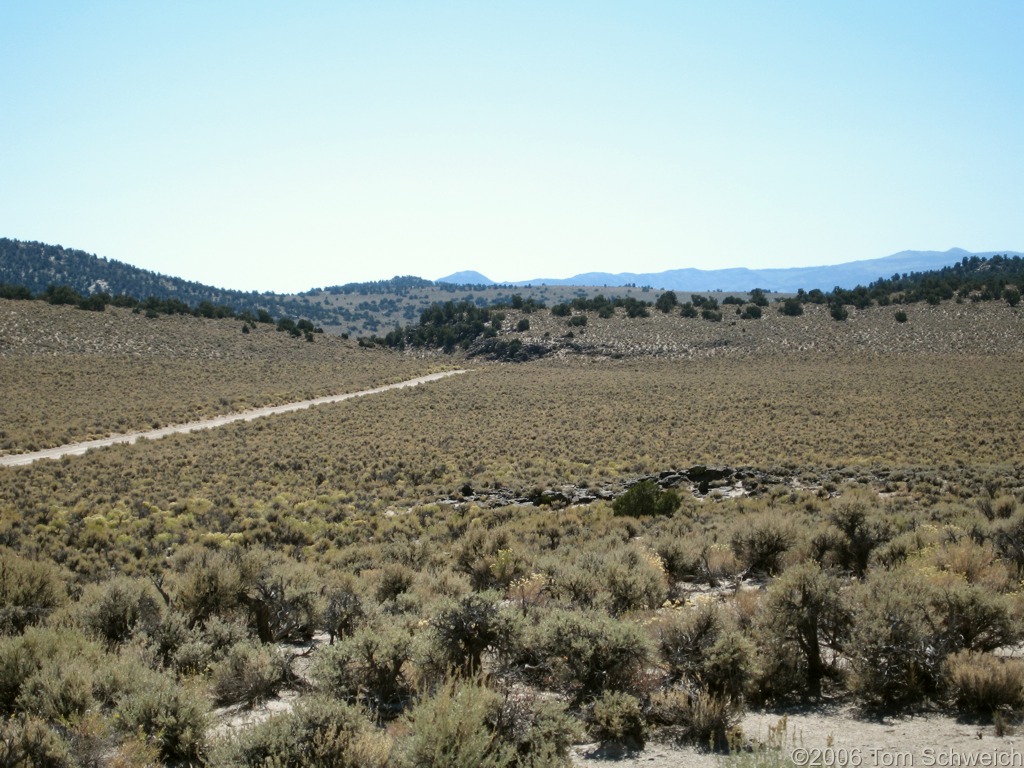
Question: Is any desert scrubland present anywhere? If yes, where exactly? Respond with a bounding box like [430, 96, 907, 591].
[1, 296, 1023, 767]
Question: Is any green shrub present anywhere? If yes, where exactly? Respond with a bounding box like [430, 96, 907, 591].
[16, 658, 95, 722]
[431, 593, 520, 676]
[547, 563, 600, 608]
[779, 299, 803, 317]
[943, 650, 1024, 716]
[658, 603, 718, 683]
[590, 691, 645, 750]
[0, 628, 105, 717]
[754, 563, 849, 699]
[604, 549, 667, 616]
[994, 510, 1024, 572]
[171, 615, 248, 675]
[895, 310, 908, 323]
[212, 695, 390, 768]
[655, 291, 679, 313]
[658, 603, 754, 699]
[238, 573, 321, 644]
[114, 671, 208, 763]
[78, 576, 165, 647]
[647, 688, 740, 750]
[488, 692, 578, 766]
[0, 715, 74, 768]
[211, 640, 289, 708]
[730, 514, 797, 576]
[826, 494, 891, 578]
[171, 547, 243, 627]
[847, 573, 936, 707]
[375, 563, 416, 603]
[323, 588, 366, 643]
[455, 528, 528, 591]
[932, 580, 1018, 653]
[829, 304, 849, 321]
[612, 481, 681, 518]
[842, 568, 1011, 709]
[313, 621, 414, 719]
[704, 631, 757, 701]
[395, 679, 513, 768]
[0, 550, 67, 635]
[525, 609, 651, 700]
[143, 609, 195, 670]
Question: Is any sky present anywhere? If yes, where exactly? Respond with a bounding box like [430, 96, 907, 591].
[2, 2, 1022, 293]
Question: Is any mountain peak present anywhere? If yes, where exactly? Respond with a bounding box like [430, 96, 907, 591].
[436, 270, 494, 285]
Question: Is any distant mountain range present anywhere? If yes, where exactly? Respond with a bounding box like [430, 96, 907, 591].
[437, 249, 1024, 293]
[4, 237, 1021, 337]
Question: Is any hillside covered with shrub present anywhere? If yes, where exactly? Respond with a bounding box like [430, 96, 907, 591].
[1, 278, 1024, 765]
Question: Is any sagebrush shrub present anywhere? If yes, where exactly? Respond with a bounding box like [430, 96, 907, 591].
[826, 494, 891, 578]
[114, 671, 207, 763]
[730, 514, 798, 576]
[754, 562, 849, 699]
[212, 695, 390, 768]
[211, 640, 289, 707]
[375, 563, 416, 603]
[842, 568, 1005, 709]
[431, 593, 520, 676]
[659, 603, 717, 682]
[78, 576, 165, 647]
[0, 550, 67, 635]
[652, 533, 706, 582]
[488, 690, 578, 766]
[525, 609, 651, 700]
[659, 603, 754, 699]
[314, 621, 414, 719]
[647, 687, 740, 750]
[603, 548, 667, 616]
[0, 714, 74, 768]
[323, 588, 366, 643]
[943, 650, 1024, 715]
[395, 679, 514, 768]
[16, 658, 95, 722]
[170, 546, 242, 626]
[455, 527, 528, 591]
[0, 627, 105, 717]
[590, 690, 646, 750]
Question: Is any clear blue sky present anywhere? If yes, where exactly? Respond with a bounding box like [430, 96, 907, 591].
[2, 2, 1021, 293]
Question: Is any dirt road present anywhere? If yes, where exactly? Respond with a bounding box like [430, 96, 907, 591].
[0, 370, 467, 467]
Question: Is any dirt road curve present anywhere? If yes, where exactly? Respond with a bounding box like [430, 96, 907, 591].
[0, 370, 467, 468]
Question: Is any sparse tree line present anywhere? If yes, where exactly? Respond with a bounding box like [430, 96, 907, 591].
[0, 238, 347, 328]
[364, 255, 1024, 354]
[789, 253, 1024, 318]
[0, 281, 327, 340]
[366, 295, 546, 353]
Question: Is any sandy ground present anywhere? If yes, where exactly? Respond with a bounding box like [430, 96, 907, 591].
[0, 370, 466, 467]
[573, 705, 1024, 767]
